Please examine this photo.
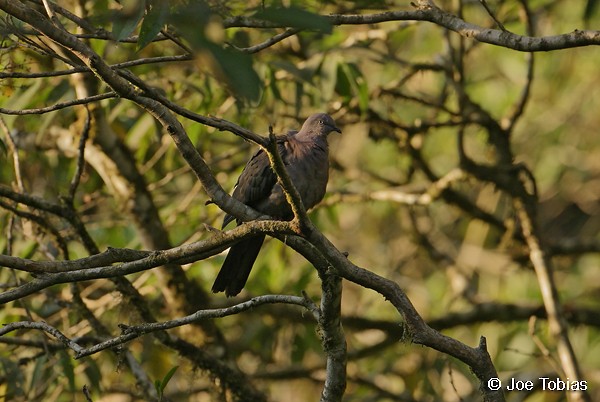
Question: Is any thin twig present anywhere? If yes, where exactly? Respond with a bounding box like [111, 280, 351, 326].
[514, 197, 589, 402]
[0, 198, 69, 257]
[0, 295, 318, 359]
[506, 0, 535, 131]
[0, 321, 83, 353]
[67, 106, 91, 201]
[234, 28, 302, 54]
[160, 28, 193, 54]
[29, 0, 99, 33]
[0, 116, 24, 192]
[0, 92, 117, 115]
[41, 0, 65, 29]
[478, 0, 507, 31]
[76, 294, 314, 358]
[0, 55, 193, 79]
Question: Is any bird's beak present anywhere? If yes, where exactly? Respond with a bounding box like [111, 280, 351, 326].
[331, 125, 342, 134]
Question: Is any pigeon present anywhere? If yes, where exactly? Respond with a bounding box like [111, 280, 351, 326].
[212, 113, 341, 296]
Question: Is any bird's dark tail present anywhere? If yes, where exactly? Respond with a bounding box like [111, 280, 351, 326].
[212, 235, 266, 297]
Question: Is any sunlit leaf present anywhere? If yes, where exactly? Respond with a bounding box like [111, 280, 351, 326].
[336, 62, 369, 113]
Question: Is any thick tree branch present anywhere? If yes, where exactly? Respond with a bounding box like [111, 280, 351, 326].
[0, 219, 294, 303]
[318, 272, 347, 402]
[281, 231, 504, 402]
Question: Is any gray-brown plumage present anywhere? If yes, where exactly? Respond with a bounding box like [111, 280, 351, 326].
[212, 113, 341, 297]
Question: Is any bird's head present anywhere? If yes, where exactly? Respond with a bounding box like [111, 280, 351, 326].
[304, 113, 342, 136]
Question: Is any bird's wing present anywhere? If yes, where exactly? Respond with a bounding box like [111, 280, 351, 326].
[222, 135, 290, 228]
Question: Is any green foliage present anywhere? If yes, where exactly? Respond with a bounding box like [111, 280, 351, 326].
[197, 39, 263, 102]
[111, 0, 146, 40]
[335, 62, 369, 114]
[138, 0, 170, 51]
[154, 365, 179, 401]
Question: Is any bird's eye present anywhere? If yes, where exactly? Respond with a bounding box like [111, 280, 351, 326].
[319, 120, 324, 125]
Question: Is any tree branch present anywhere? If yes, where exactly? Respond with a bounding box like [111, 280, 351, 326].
[223, 4, 600, 52]
[0, 92, 117, 115]
[0, 219, 294, 303]
[318, 272, 347, 402]
[283, 231, 504, 401]
[514, 195, 589, 402]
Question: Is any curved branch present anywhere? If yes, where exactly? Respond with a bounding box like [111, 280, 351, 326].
[282, 231, 504, 401]
[0, 321, 83, 353]
[235, 28, 302, 54]
[0, 55, 193, 79]
[223, 4, 600, 52]
[66, 106, 90, 201]
[505, 0, 535, 132]
[0, 92, 117, 115]
[73, 294, 317, 358]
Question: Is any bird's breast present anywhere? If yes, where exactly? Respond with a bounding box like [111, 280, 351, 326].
[287, 146, 329, 209]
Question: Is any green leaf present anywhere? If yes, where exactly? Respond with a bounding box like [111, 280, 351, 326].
[112, 0, 146, 41]
[204, 41, 262, 102]
[255, 6, 332, 33]
[154, 365, 179, 400]
[266, 66, 282, 100]
[154, 379, 162, 398]
[166, 0, 211, 41]
[83, 360, 102, 394]
[138, 0, 170, 50]
[28, 354, 48, 395]
[159, 365, 179, 393]
[336, 62, 369, 113]
[169, 2, 260, 101]
[59, 350, 76, 392]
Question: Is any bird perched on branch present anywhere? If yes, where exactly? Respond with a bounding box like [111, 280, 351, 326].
[212, 113, 341, 297]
